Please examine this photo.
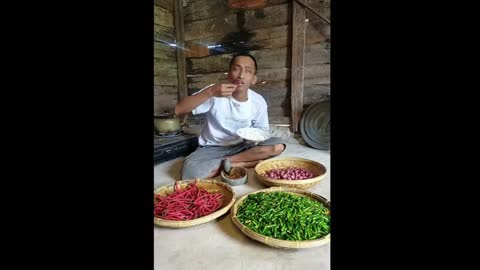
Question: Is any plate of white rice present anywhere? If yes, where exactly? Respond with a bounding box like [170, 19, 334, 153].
[236, 127, 272, 143]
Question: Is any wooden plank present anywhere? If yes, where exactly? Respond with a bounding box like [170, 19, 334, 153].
[188, 47, 290, 74]
[304, 84, 330, 96]
[186, 25, 288, 49]
[187, 72, 229, 89]
[154, 57, 178, 70]
[268, 107, 290, 117]
[175, 0, 188, 101]
[184, 0, 228, 23]
[263, 94, 290, 107]
[304, 64, 330, 80]
[256, 86, 289, 98]
[185, 25, 290, 58]
[184, 14, 238, 42]
[154, 85, 179, 96]
[185, 37, 289, 58]
[243, 3, 290, 30]
[154, 24, 176, 44]
[257, 66, 290, 81]
[154, 78, 178, 87]
[269, 116, 290, 124]
[267, 0, 290, 6]
[184, 4, 290, 41]
[249, 24, 290, 44]
[187, 53, 232, 74]
[305, 0, 330, 20]
[182, 17, 327, 49]
[303, 84, 330, 106]
[305, 21, 329, 44]
[155, 0, 174, 11]
[154, 5, 174, 28]
[305, 43, 330, 65]
[184, 0, 289, 23]
[154, 42, 177, 60]
[290, 0, 306, 132]
[186, 1, 289, 28]
[253, 80, 289, 91]
[304, 76, 329, 86]
[154, 94, 179, 114]
[154, 68, 179, 86]
[253, 47, 290, 69]
[305, 0, 330, 44]
[295, 0, 330, 24]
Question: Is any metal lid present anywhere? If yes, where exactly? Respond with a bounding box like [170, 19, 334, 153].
[300, 100, 330, 150]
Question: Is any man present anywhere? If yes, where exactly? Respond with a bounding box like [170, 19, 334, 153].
[175, 53, 285, 179]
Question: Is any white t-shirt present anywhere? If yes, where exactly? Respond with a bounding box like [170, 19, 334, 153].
[192, 84, 269, 146]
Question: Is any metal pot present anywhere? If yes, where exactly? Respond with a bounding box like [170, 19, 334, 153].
[154, 113, 187, 134]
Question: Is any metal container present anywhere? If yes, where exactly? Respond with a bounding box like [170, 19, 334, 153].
[154, 113, 182, 134]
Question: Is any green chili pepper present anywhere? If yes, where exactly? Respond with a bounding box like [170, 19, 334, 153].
[237, 192, 330, 241]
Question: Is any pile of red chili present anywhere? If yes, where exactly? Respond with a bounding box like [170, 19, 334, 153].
[154, 180, 224, 221]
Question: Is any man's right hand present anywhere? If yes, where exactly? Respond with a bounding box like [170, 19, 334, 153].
[175, 83, 237, 115]
[208, 83, 237, 98]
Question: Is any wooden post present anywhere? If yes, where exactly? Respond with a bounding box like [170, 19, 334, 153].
[291, 0, 306, 132]
[294, 0, 330, 24]
[174, 0, 187, 102]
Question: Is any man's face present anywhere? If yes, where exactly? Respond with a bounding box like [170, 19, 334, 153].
[228, 56, 257, 91]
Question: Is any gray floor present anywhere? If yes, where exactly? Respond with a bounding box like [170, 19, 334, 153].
[154, 138, 330, 270]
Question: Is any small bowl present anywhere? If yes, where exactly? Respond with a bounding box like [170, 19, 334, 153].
[221, 166, 248, 186]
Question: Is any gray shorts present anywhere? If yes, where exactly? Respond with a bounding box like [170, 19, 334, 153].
[181, 137, 286, 179]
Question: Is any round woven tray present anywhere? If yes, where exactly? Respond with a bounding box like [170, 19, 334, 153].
[231, 187, 331, 249]
[254, 157, 327, 190]
[154, 179, 236, 228]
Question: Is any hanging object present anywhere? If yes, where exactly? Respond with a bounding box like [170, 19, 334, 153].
[229, 0, 266, 9]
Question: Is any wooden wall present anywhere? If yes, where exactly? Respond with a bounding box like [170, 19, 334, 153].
[154, 0, 178, 114]
[303, 0, 330, 108]
[183, 0, 330, 125]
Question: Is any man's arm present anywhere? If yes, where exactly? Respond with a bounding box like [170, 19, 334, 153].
[175, 83, 237, 115]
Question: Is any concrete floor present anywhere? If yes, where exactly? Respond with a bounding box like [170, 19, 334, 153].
[154, 138, 330, 270]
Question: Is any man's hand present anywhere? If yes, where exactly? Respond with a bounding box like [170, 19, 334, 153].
[208, 83, 237, 98]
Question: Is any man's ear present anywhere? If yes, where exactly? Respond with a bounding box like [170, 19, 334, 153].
[251, 75, 257, 85]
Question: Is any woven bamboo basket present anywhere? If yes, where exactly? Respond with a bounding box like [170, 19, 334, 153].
[231, 187, 331, 249]
[154, 179, 235, 228]
[254, 157, 327, 190]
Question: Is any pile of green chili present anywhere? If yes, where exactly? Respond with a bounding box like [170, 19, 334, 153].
[236, 192, 330, 241]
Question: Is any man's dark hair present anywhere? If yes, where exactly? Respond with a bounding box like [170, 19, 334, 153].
[229, 52, 258, 74]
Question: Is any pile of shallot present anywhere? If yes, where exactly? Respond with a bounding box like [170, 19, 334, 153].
[263, 167, 315, 180]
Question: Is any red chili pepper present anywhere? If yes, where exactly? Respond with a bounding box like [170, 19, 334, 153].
[154, 182, 223, 221]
